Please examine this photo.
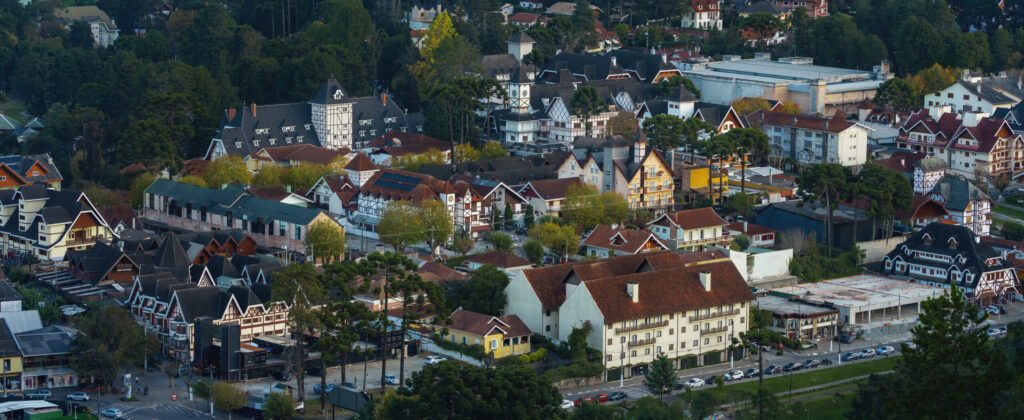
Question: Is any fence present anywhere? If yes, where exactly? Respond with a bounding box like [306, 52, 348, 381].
[419, 342, 486, 367]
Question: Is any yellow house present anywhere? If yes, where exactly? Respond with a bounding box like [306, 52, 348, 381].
[674, 163, 729, 205]
[0, 319, 23, 391]
[624, 139, 675, 211]
[444, 309, 531, 359]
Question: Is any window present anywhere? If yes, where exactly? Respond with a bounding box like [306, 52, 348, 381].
[656, 346, 662, 353]
[606, 355, 613, 361]
[545, 325, 551, 332]
[669, 328, 674, 335]
[704, 338, 710, 345]
[490, 339, 498, 350]
[656, 331, 662, 337]
[644, 348, 651, 355]
[630, 350, 637, 357]
[717, 336, 723, 342]
[693, 340, 698, 347]
[279, 221, 287, 236]
[621, 336, 626, 343]
[295, 226, 302, 240]
[608, 338, 613, 346]
[461, 336, 467, 344]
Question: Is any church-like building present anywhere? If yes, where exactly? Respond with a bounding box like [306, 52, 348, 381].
[204, 79, 424, 160]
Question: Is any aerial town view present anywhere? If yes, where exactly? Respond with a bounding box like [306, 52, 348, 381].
[0, 0, 1020, 419]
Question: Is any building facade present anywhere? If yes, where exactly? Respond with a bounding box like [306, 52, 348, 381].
[681, 0, 723, 30]
[750, 110, 868, 166]
[648, 207, 731, 251]
[0, 184, 115, 262]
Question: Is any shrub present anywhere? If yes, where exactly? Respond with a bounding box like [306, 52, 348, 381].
[541, 360, 604, 383]
[431, 334, 488, 360]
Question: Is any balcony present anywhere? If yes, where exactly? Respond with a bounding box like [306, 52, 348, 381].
[614, 320, 668, 335]
[689, 308, 742, 323]
[677, 234, 731, 247]
[65, 235, 104, 246]
[700, 326, 729, 336]
[627, 337, 656, 348]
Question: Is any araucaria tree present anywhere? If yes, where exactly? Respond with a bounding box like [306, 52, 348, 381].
[795, 163, 853, 257]
[570, 85, 606, 137]
[270, 263, 327, 403]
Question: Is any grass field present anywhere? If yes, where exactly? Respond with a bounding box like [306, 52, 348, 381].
[994, 204, 1024, 220]
[686, 357, 898, 401]
[785, 391, 856, 420]
[0, 98, 26, 123]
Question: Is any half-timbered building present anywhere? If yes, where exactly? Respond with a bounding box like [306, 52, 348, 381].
[928, 176, 993, 236]
[896, 109, 1024, 179]
[0, 183, 115, 261]
[881, 222, 1020, 304]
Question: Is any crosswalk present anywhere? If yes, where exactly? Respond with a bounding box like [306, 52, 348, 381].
[120, 403, 207, 419]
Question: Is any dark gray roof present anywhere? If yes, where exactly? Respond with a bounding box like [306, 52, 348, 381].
[154, 232, 191, 269]
[65, 241, 129, 285]
[14, 325, 74, 356]
[311, 78, 347, 104]
[0, 154, 62, 183]
[212, 81, 424, 157]
[145, 179, 325, 226]
[928, 176, 991, 211]
[0, 281, 20, 302]
[993, 101, 1024, 132]
[0, 319, 19, 355]
[882, 222, 1010, 289]
[739, 1, 785, 14]
[959, 77, 1024, 105]
[0, 186, 105, 251]
[39, 207, 71, 224]
[507, 31, 535, 44]
[540, 49, 680, 83]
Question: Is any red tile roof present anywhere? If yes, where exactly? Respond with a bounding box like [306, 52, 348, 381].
[581, 224, 668, 254]
[419, 261, 468, 281]
[97, 204, 136, 229]
[585, 260, 754, 324]
[247, 186, 306, 202]
[367, 131, 450, 150]
[521, 250, 726, 310]
[466, 251, 533, 268]
[180, 158, 208, 176]
[253, 144, 352, 166]
[359, 168, 455, 203]
[448, 309, 531, 338]
[665, 207, 728, 230]
[344, 152, 378, 171]
[727, 222, 777, 236]
[508, 12, 544, 24]
[898, 109, 1017, 153]
[749, 110, 857, 134]
[872, 151, 928, 173]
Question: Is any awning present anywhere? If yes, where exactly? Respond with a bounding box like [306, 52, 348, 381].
[348, 214, 378, 225]
[21, 367, 75, 377]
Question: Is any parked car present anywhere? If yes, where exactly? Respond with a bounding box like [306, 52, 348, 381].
[384, 374, 400, 385]
[26, 390, 51, 399]
[705, 375, 718, 384]
[608, 391, 627, 401]
[1001, 326, 1008, 335]
[724, 370, 744, 381]
[988, 327, 1003, 338]
[764, 365, 781, 375]
[67, 392, 89, 401]
[820, 358, 834, 366]
[835, 335, 854, 344]
[561, 400, 575, 410]
[903, 341, 918, 351]
[425, 355, 448, 365]
[574, 396, 595, 406]
[999, 306, 1008, 314]
[100, 408, 122, 418]
[782, 362, 802, 372]
[986, 305, 1000, 315]
[313, 383, 339, 394]
[343, 382, 359, 390]
[803, 359, 820, 368]
[860, 348, 876, 358]
[684, 378, 705, 388]
[841, 352, 860, 362]
[272, 370, 290, 381]
[745, 368, 760, 378]
[595, 393, 609, 403]
[877, 346, 895, 356]
[515, 228, 528, 235]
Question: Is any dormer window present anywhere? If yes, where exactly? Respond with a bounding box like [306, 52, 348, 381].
[360, 119, 372, 126]
[32, 171, 39, 176]
[948, 238, 958, 249]
[296, 136, 303, 142]
[304, 124, 312, 130]
[253, 140, 260, 147]
[285, 138, 292, 144]
[923, 234, 932, 246]
[333, 90, 343, 100]
[282, 126, 295, 133]
[255, 128, 269, 135]
[235, 142, 242, 148]
[269, 138, 276, 145]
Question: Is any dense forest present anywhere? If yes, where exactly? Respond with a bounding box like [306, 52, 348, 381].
[0, 0, 1022, 190]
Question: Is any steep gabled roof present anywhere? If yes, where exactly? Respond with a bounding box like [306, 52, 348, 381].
[466, 251, 533, 268]
[658, 207, 728, 230]
[344, 153, 378, 171]
[519, 178, 581, 200]
[582, 224, 668, 254]
[448, 308, 531, 337]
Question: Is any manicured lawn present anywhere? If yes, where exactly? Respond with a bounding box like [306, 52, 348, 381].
[0, 98, 26, 123]
[785, 391, 855, 420]
[685, 357, 898, 401]
[994, 204, 1024, 220]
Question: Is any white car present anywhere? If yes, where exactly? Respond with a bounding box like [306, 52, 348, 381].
[860, 348, 876, 358]
[100, 408, 122, 418]
[876, 346, 895, 356]
[987, 327, 1003, 338]
[561, 399, 575, 410]
[425, 355, 448, 365]
[384, 374, 400, 385]
[67, 392, 89, 401]
[685, 377, 705, 388]
[724, 370, 744, 381]
[903, 341, 918, 351]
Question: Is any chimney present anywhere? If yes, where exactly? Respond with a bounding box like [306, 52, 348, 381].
[626, 281, 639, 303]
[699, 271, 711, 292]
[611, 55, 617, 67]
[962, 69, 970, 81]
[286, 185, 292, 193]
[743, 221, 748, 232]
[381, 93, 387, 105]
[662, 53, 667, 63]
[250, 103, 257, 117]
[823, 119, 828, 131]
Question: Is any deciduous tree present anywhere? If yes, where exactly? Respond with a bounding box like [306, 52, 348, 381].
[446, 264, 510, 316]
[211, 381, 246, 420]
[203, 156, 250, 187]
[305, 220, 346, 263]
[419, 199, 454, 256]
[570, 85, 606, 137]
[378, 201, 425, 253]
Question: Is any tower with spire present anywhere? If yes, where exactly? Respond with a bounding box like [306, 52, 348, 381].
[310, 79, 354, 149]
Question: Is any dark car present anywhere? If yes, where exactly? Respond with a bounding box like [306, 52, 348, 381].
[820, 358, 834, 366]
[706, 375, 718, 385]
[745, 368, 760, 377]
[803, 359, 820, 369]
[273, 371, 290, 381]
[608, 391, 627, 401]
[841, 352, 860, 362]
[999, 305, 1008, 314]
[782, 362, 802, 372]
[674, 380, 685, 390]
[764, 365, 780, 375]
[834, 335, 854, 344]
